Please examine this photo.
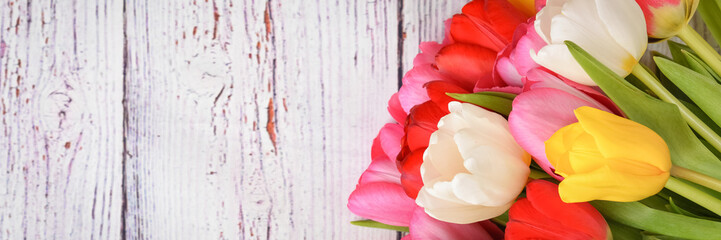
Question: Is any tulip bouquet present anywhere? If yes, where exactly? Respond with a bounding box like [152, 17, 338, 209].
[348, 0, 721, 239]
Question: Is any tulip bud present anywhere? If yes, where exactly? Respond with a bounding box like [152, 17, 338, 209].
[416, 102, 531, 224]
[531, 0, 648, 86]
[636, 0, 699, 40]
[545, 106, 671, 203]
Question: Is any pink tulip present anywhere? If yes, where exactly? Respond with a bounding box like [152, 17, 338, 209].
[388, 93, 408, 124]
[403, 207, 503, 240]
[636, 0, 698, 40]
[349, 123, 416, 226]
[397, 42, 448, 113]
[494, 20, 546, 87]
[507, 68, 619, 179]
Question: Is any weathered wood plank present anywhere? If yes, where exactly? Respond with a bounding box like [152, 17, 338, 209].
[0, 0, 125, 239]
[262, 1, 400, 238]
[124, 0, 400, 238]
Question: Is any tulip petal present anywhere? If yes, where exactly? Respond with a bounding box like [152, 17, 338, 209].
[450, 0, 526, 51]
[399, 149, 424, 199]
[359, 155, 401, 185]
[506, 180, 608, 239]
[525, 68, 611, 112]
[457, 145, 530, 205]
[508, 0, 536, 17]
[451, 14, 505, 51]
[506, 199, 572, 239]
[406, 101, 448, 151]
[547, 14, 632, 76]
[559, 166, 669, 202]
[484, 0, 528, 42]
[425, 81, 470, 112]
[531, 44, 593, 85]
[415, 41, 444, 66]
[398, 66, 443, 113]
[435, 43, 497, 90]
[388, 93, 408, 124]
[527, 180, 608, 234]
[406, 207, 499, 240]
[534, 3, 562, 43]
[348, 182, 416, 226]
[574, 107, 671, 172]
[595, 0, 648, 58]
[361, 124, 405, 184]
[416, 183, 512, 224]
[423, 131, 468, 183]
[495, 56, 524, 86]
[510, 24, 545, 73]
[509, 88, 603, 179]
[378, 123, 404, 161]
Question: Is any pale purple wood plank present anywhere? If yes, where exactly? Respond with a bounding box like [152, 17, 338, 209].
[0, 0, 125, 239]
[123, 0, 400, 238]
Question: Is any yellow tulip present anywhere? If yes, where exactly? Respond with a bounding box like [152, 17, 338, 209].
[508, 0, 536, 17]
[545, 106, 671, 203]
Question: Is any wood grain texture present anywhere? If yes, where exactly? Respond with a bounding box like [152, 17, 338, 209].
[124, 0, 399, 239]
[0, 0, 125, 239]
[0, 0, 716, 239]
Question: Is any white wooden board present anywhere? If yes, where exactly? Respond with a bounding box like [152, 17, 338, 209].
[0, 0, 715, 239]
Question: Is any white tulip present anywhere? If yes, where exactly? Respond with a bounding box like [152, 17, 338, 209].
[531, 0, 648, 86]
[415, 102, 531, 224]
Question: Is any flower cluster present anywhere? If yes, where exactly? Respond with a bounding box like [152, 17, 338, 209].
[350, 0, 721, 239]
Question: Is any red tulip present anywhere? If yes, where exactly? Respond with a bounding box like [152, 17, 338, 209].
[506, 180, 610, 240]
[636, 0, 698, 40]
[450, 0, 529, 52]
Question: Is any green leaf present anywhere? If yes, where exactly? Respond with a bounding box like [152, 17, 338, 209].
[447, 92, 515, 117]
[649, 49, 694, 103]
[350, 220, 409, 232]
[641, 232, 689, 240]
[680, 99, 721, 137]
[658, 189, 721, 220]
[667, 40, 694, 67]
[466, 91, 517, 100]
[698, 0, 721, 48]
[668, 197, 702, 218]
[492, 210, 509, 226]
[681, 50, 721, 83]
[565, 41, 721, 181]
[656, 57, 721, 130]
[592, 201, 721, 239]
[607, 219, 642, 240]
[639, 195, 670, 211]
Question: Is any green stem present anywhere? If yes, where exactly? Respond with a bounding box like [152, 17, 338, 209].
[665, 177, 721, 217]
[677, 24, 721, 77]
[528, 168, 551, 180]
[631, 65, 721, 153]
[491, 211, 509, 226]
[671, 165, 721, 194]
